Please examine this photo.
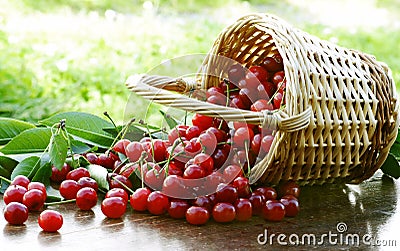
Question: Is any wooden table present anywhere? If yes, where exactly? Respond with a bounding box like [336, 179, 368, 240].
[1, 171, 399, 250]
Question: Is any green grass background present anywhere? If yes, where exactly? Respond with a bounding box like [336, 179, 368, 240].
[0, 0, 399, 125]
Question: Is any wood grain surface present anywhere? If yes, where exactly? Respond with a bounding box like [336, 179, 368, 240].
[1, 171, 399, 250]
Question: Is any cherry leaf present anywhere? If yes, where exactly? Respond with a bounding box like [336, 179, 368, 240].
[39, 112, 114, 148]
[0, 128, 52, 154]
[0, 118, 35, 145]
[381, 153, 400, 179]
[49, 133, 68, 171]
[87, 164, 109, 191]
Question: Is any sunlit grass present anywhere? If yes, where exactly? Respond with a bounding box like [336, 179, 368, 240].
[0, 0, 399, 124]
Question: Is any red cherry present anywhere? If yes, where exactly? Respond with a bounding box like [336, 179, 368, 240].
[77, 177, 98, 191]
[130, 187, 151, 212]
[50, 163, 72, 183]
[85, 153, 99, 165]
[212, 202, 236, 223]
[203, 171, 226, 192]
[168, 200, 190, 219]
[206, 86, 224, 97]
[197, 131, 217, 154]
[233, 127, 254, 148]
[215, 183, 238, 204]
[192, 196, 213, 213]
[167, 161, 184, 176]
[233, 121, 256, 131]
[207, 94, 226, 106]
[101, 197, 127, 219]
[193, 153, 214, 174]
[249, 193, 264, 215]
[125, 141, 145, 163]
[261, 55, 284, 72]
[262, 200, 286, 222]
[38, 210, 63, 232]
[162, 175, 186, 197]
[261, 81, 277, 98]
[261, 135, 274, 153]
[280, 195, 300, 217]
[186, 126, 201, 140]
[229, 95, 248, 110]
[219, 79, 236, 93]
[113, 139, 131, 155]
[256, 84, 269, 100]
[3, 185, 27, 204]
[59, 179, 81, 200]
[211, 149, 228, 170]
[278, 80, 286, 94]
[250, 99, 273, 112]
[244, 72, 260, 90]
[183, 164, 206, 179]
[222, 164, 243, 182]
[192, 114, 213, 131]
[145, 139, 167, 163]
[273, 92, 283, 109]
[279, 181, 301, 198]
[105, 188, 129, 203]
[206, 127, 227, 143]
[272, 71, 285, 86]
[109, 174, 134, 192]
[228, 64, 245, 84]
[249, 65, 269, 82]
[28, 182, 47, 194]
[11, 175, 30, 189]
[254, 187, 277, 200]
[185, 206, 210, 225]
[147, 191, 169, 215]
[66, 167, 90, 181]
[251, 134, 262, 155]
[4, 202, 29, 225]
[232, 177, 251, 198]
[97, 153, 115, 169]
[144, 167, 165, 191]
[184, 138, 201, 156]
[22, 189, 46, 211]
[76, 187, 98, 211]
[234, 198, 252, 221]
[238, 87, 258, 104]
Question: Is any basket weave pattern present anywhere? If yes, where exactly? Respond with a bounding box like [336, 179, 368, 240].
[126, 14, 399, 185]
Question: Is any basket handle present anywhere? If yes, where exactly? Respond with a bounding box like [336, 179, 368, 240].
[126, 74, 312, 132]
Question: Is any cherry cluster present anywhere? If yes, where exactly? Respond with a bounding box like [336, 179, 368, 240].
[3, 175, 63, 232]
[2, 53, 299, 227]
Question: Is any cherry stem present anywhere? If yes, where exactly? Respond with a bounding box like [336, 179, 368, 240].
[111, 176, 134, 194]
[44, 199, 76, 206]
[0, 176, 12, 184]
[244, 140, 251, 177]
[104, 111, 118, 132]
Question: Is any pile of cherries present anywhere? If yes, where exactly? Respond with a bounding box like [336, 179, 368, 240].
[2, 54, 299, 228]
[3, 175, 63, 232]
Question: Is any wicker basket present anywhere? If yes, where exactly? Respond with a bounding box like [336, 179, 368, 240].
[126, 13, 399, 185]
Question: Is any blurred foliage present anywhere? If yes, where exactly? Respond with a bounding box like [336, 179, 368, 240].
[0, 0, 399, 124]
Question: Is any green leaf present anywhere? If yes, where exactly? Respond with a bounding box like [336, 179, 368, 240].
[49, 133, 68, 170]
[0, 118, 35, 145]
[39, 112, 114, 148]
[389, 142, 400, 160]
[11, 156, 41, 180]
[160, 110, 179, 129]
[70, 139, 92, 154]
[0, 128, 51, 154]
[46, 186, 63, 202]
[31, 162, 52, 186]
[0, 155, 19, 178]
[381, 153, 400, 179]
[87, 164, 109, 191]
